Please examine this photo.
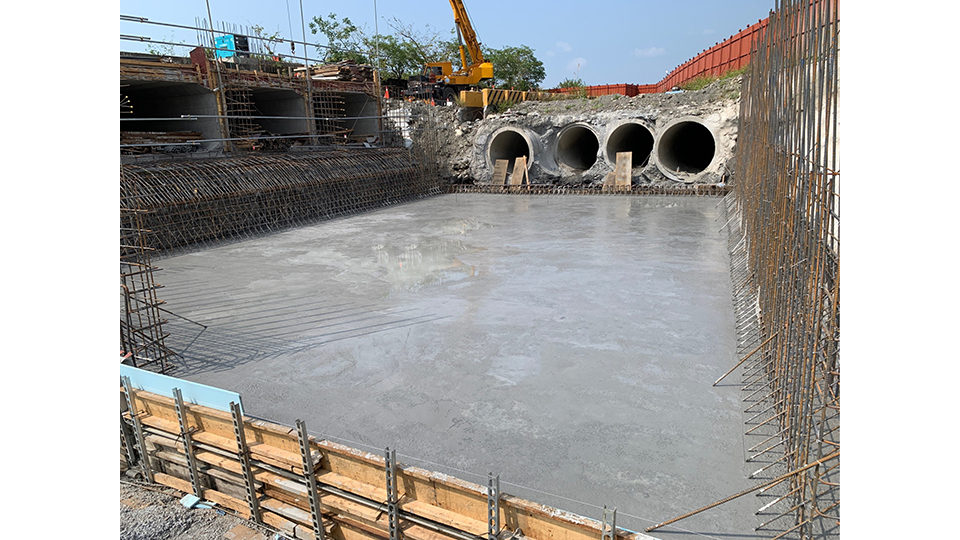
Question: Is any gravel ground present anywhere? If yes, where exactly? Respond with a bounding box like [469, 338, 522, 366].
[120, 480, 263, 540]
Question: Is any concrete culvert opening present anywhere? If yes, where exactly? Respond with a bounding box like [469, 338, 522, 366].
[489, 129, 532, 173]
[658, 121, 716, 174]
[557, 125, 599, 170]
[606, 123, 654, 168]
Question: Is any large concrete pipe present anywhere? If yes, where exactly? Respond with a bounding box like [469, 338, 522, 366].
[556, 124, 600, 171]
[605, 122, 654, 168]
[656, 120, 716, 177]
[488, 128, 535, 173]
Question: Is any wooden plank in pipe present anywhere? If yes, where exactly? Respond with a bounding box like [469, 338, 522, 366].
[492, 160, 509, 184]
[615, 152, 632, 191]
[510, 157, 529, 186]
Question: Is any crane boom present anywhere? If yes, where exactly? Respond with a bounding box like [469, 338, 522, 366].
[448, 0, 484, 69]
[404, 0, 493, 103]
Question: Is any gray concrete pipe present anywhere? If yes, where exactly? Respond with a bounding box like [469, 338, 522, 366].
[556, 124, 600, 171]
[605, 122, 654, 169]
[655, 119, 717, 181]
[486, 127, 540, 174]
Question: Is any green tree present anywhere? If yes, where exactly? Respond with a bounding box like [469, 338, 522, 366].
[309, 12, 369, 64]
[483, 45, 545, 91]
[556, 77, 584, 89]
[250, 25, 284, 58]
[383, 17, 460, 75]
[372, 34, 423, 80]
[308, 13, 461, 80]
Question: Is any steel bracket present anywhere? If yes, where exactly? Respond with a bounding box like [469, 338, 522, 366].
[122, 376, 154, 482]
[385, 447, 402, 540]
[173, 388, 204, 497]
[487, 473, 501, 540]
[297, 420, 326, 540]
[231, 401, 261, 523]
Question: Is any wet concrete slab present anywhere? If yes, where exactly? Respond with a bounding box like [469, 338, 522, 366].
[159, 194, 762, 539]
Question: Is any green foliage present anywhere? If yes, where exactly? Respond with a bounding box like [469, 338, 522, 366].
[680, 66, 749, 91]
[483, 45, 545, 91]
[680, 74, 718, 91]
[386, 17, 461, 71]
[308, 13, 462, 79]
[146, 33, 183, 57]
[555, 77, 587, 99]
[309, 12, 369, 64]
[721, 65, 749, 79]
[306, 13, 548, 88]
[372, 34, 424, 80]
[250, 25, 283, 57]
[556, 77, 584, 89]
[495, 100, 517, 113]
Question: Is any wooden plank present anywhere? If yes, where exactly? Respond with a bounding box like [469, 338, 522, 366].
[261, 507, 299, 538]
[154, 465, 251, 518]
[510, 157, 529, 186]
[317, 470, 386, 501]
[401, 499, 487, 536]
[125, 387, 652, 540]
[336, 515, 389, 540]
[124, 387, 319, 464]
[492, 160, 509, 184]
[205, 489, 252, 518]
[262, 497, 313, 527]
[128, 389, 319, 473]
[615, 152, 632, 192]
[154, 471, 193, 494]
[602, 172, 616, 193]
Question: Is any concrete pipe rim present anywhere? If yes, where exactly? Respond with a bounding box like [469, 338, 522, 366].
[655, 118, 717, 183]
[604, 121, 655, 170]
[486, 127, 537, 174]
[555, 123, 601, 172]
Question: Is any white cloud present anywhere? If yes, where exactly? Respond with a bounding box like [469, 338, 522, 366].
[566, 57, 587, 72]
[544, 50, 555, 58]
[703, 29, 715, 35]
[556, 41, 572, 52]
[633, 47, 665, 58]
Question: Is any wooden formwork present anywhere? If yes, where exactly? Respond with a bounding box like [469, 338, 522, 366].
[121, 385, 656, 540]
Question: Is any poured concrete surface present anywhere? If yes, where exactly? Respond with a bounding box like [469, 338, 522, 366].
[160, 194, 761, 539]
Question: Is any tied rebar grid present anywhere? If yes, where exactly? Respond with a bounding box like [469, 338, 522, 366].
[314, 90, 348, 141]
[120, 170, 180, 373]
[447, 184, 730, 197]
[121, 147, 441, 253]
[733, 0, 839, 538]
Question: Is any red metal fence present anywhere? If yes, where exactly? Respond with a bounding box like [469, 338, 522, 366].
[654, 18, 768, 92]
[550, 16, 769, 96]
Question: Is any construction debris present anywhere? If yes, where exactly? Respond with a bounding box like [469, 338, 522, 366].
[295, 60, 375, 82]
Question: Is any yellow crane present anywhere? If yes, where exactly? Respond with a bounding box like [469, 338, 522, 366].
[406, 0, 494, 103]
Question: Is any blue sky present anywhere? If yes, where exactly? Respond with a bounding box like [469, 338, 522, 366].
[120, 0, 773, 88]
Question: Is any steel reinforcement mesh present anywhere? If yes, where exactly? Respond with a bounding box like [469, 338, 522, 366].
[731, 0, 839, 538]
[120, 148, 442, 252]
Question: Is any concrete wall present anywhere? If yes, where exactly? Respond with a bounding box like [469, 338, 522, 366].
[251, 88, 310, 135]
[121, 81, 222, 151]
[342, 92, 380, 141]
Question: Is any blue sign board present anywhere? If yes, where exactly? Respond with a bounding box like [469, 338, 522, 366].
[215, 34, 235, 59]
